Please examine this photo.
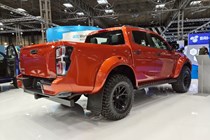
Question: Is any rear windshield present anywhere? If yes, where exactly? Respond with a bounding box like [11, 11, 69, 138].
[86, 30, 125, 45]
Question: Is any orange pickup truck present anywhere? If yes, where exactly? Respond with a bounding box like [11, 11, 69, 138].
[18, 26, 191, 120]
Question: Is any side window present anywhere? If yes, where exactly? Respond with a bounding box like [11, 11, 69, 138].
[0, 54, 4, 61]
[7, 46, 16, 59]
[132, 31, 149, 47]
[86, 30, 125, 45]
[150, 34, 169, 50]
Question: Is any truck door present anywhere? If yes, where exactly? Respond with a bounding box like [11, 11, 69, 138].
[0, 52, 6, 77]
[6, 45, 19, 77]
[131, 30, 163, 83]
[148, 33, 176, 79]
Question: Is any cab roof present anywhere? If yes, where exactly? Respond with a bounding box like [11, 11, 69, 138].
[88, 25, 161, 37]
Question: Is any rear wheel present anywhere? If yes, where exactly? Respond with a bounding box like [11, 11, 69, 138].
[101, 74, 134, 120]
[172, 66, 191, 93]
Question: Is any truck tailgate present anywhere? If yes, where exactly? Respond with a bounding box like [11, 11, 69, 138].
[20, 44, 56, 78]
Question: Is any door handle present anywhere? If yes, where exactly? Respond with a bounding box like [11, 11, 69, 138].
[30, 49, 38, 55]
[133, 50, 141, 55]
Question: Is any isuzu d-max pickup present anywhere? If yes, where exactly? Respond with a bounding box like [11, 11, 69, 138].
[18, 26, 191, 120]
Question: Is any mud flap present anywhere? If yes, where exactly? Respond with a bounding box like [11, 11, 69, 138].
[87, 90, 103, 115]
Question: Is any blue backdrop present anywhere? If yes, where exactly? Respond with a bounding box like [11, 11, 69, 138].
[188, 32, 210, 45]
[188, 32, 210, 79]
[46, 26, 101, 42]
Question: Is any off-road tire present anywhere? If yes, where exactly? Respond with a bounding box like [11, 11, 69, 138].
[172, 66, 191, 93]
[101, 74, 134, 120]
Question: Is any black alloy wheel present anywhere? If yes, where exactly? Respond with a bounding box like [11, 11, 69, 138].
[112, 83, 130, 113]
[172, 66, 191, 93]
[183, 72, 191, 89]
[101, 74, 134, 120]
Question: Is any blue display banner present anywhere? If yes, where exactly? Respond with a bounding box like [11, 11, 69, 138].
[188, 33, 210, 45]
[46, 26, 101, 42]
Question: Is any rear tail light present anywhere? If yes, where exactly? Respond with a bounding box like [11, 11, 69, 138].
[56, 46, 73, 76]
[56, 46, 66, 58]
[56, 61, 66, 75]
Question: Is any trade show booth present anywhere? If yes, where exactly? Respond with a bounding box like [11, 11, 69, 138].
[196, 55, 210, 94]
[184, 32, 210, 79]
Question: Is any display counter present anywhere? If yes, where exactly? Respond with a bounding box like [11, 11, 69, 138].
[196, 55, 210, 93]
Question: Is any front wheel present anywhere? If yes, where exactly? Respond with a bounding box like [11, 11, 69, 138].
[172, 66, 191, 93]
[101, 74, 134, 120]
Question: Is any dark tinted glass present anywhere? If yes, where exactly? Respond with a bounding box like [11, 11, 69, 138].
[86, 30, 125, 45]
[132, 31, 149, 46]
[150, 34, 169, 50]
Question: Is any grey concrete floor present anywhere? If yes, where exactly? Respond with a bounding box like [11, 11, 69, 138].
[0, 80, 210, 140]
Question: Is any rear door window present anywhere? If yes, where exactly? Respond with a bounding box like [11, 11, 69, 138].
[86, 30, 125, 45]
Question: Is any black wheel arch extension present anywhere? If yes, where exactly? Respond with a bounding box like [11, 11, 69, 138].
[107, 65, 137, 89]
[183, 61, 192, 71]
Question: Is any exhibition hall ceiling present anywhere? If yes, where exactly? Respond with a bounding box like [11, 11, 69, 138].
[0, 0, 210, 37]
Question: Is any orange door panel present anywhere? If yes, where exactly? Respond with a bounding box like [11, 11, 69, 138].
[132, 44, 163, 82]
[129, 30, 163, 82]
[158, 50, 176, 78]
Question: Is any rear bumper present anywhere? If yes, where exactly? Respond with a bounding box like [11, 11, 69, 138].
[17, 75, 79, 107]
[24, 89, 75, 107]
[17, 73, 95, 96]
[17, 75, 73, 97]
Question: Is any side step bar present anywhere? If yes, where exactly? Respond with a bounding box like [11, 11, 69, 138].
[137, 79, 177, 90]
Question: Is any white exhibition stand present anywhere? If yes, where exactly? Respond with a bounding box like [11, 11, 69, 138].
[196, 55, 210, 94]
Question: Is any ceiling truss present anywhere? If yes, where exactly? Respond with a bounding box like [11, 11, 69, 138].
[0, 0, 209, 41]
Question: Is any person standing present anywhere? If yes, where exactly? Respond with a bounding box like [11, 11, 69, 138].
[199, 46, 209, 55]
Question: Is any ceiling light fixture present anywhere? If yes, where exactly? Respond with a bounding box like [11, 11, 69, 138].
[190, 1, 201, 6]
[105, 9, 114, 13]
[76, 12, 85, 16]
[155, 4, 165, 9]
[0, 22, 3, 26]
[36, 16, 41, 19]
[63, 3, 73, 8]
[97, 0, 108, 5]
[16, 8, 26, 12]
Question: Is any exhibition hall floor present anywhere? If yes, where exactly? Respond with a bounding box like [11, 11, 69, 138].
[1, 80, 210, 140]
